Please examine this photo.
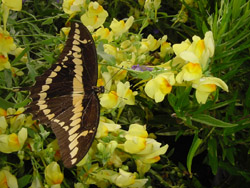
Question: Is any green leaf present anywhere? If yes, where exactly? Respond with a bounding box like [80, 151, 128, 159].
[136, 71, 151, 80]
[97, 43, 116, 66]
[245, 83, 250, 109]
[0, 97, 15, 109]
[191, 114, 238, 127]
[42, 17, 54, 25]
[26, 62, 37, 82]
[18, 175, 32, 188]
[10, 47, 30, 66]
[225, 147, 235, 165]
[208, 138, 218, 175]
[187, 133, 202, 174]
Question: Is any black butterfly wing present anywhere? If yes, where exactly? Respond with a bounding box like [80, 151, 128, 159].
[27, 22, 100, 168]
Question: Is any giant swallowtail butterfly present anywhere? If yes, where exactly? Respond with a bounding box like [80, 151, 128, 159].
[27, 22, 103, 168]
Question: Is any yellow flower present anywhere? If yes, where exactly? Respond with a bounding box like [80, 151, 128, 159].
[111, 169, 136, 187]
[60, 27, 71, 37]
[11, 67, 24, 77]
[124, 124, 148, 154]
[2, 0, 22, 11]
[172, 39, 191, 56]
[100, 91, 118, 109]
[159, 41, 173, 58]
[94, 27, 114, 42]
[176, 62, 202, 83]
[137, 139, 168, 163]
[81, 2, 108, 29]
[0, 116, 8, 134]
[174, 31, 215, 70]
[103, 44, 125, 62]
[192, 77, 229, 104]
[145, 72, 175, 103]
[0, 169, 18, 188]
[110, 16, 134, 37]
[63, 0, 86, 15]
[111, 169, 148, 188]
[0, 55, 10, 71]
[0, 128, 27, 153]
[0, 30, 16, 56]
[0, 108, 7, 116]
[45, 162, 64, 186]
[96, 116, 121, 138]
[116, 81, 137, 107]
[120, 40, 137, 52]
[139, 35, 167, 54]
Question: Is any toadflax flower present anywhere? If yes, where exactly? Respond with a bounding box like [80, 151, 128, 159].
[192, 77, 229, 104]
[100, 81, 137, 109]
[110, 16, 134, 37]
[0, 128, 27, 153]
[0, 169, 18, 188]
[176, 62, 202, 83]
[0, 54, 11, 71]
[81, 1, 108, 29]
[173, 31, 215, 71]
[123, 124, 148, 154]
[145, 72, 175, 103]
[45, 162, 64, 187]
[110, 169, 148, 188]
[96, 116, 121, 138]
[0, 29, 16, 57]
[94, 27, 114, 42]
[63, 0, 86, 15]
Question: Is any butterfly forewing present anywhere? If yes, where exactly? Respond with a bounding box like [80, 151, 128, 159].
[27, 22, 100, 168]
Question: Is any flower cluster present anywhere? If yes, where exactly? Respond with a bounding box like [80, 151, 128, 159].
[73, 118, 168, 187]
[61, 0, 228, 106]
[0, 0, 26, 75]
[144, 31, 228, 104]
[0, 0, 231, 187]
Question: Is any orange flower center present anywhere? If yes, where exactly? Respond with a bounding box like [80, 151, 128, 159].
[160, 78, 172, 94]
[0, 176, 8, 188]
[204, 84, 216, 92]
[186, 62, 201, 73]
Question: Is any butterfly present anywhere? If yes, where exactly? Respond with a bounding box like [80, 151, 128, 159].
[26, 22, 104, 168]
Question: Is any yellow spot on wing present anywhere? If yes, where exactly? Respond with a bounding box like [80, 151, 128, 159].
[69, 124, 80, 135]
[69, 139, 78, 150]
[75, 29, 80, 34]
[73, 40, 80, 45]
[45, 78, 52, 85]
[72, 58, 82, 65]
[43, 109, 50, 115]
[69, 133, 78, 142]
[47, 113, 55, 120]
[70, 112, 82, 121]
[70, 147, 78, 158]
[49, 71, 57, 78]
[70, 118, 81, 127]
[72, 45, 81, 52]
[54, 66, 62, 72]
[39, 104, 47, 110]
[42, 85, 49, 91]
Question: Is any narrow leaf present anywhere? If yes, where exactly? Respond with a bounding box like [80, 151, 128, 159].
[187, 133, 202, 174]
[208, 138, 218, 175]
[191, 114, 238, 127]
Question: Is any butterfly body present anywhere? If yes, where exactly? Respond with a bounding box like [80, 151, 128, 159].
[27, 22, 102, 168]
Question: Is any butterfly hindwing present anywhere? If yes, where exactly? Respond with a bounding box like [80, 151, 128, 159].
[27, 22, 100, 168]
